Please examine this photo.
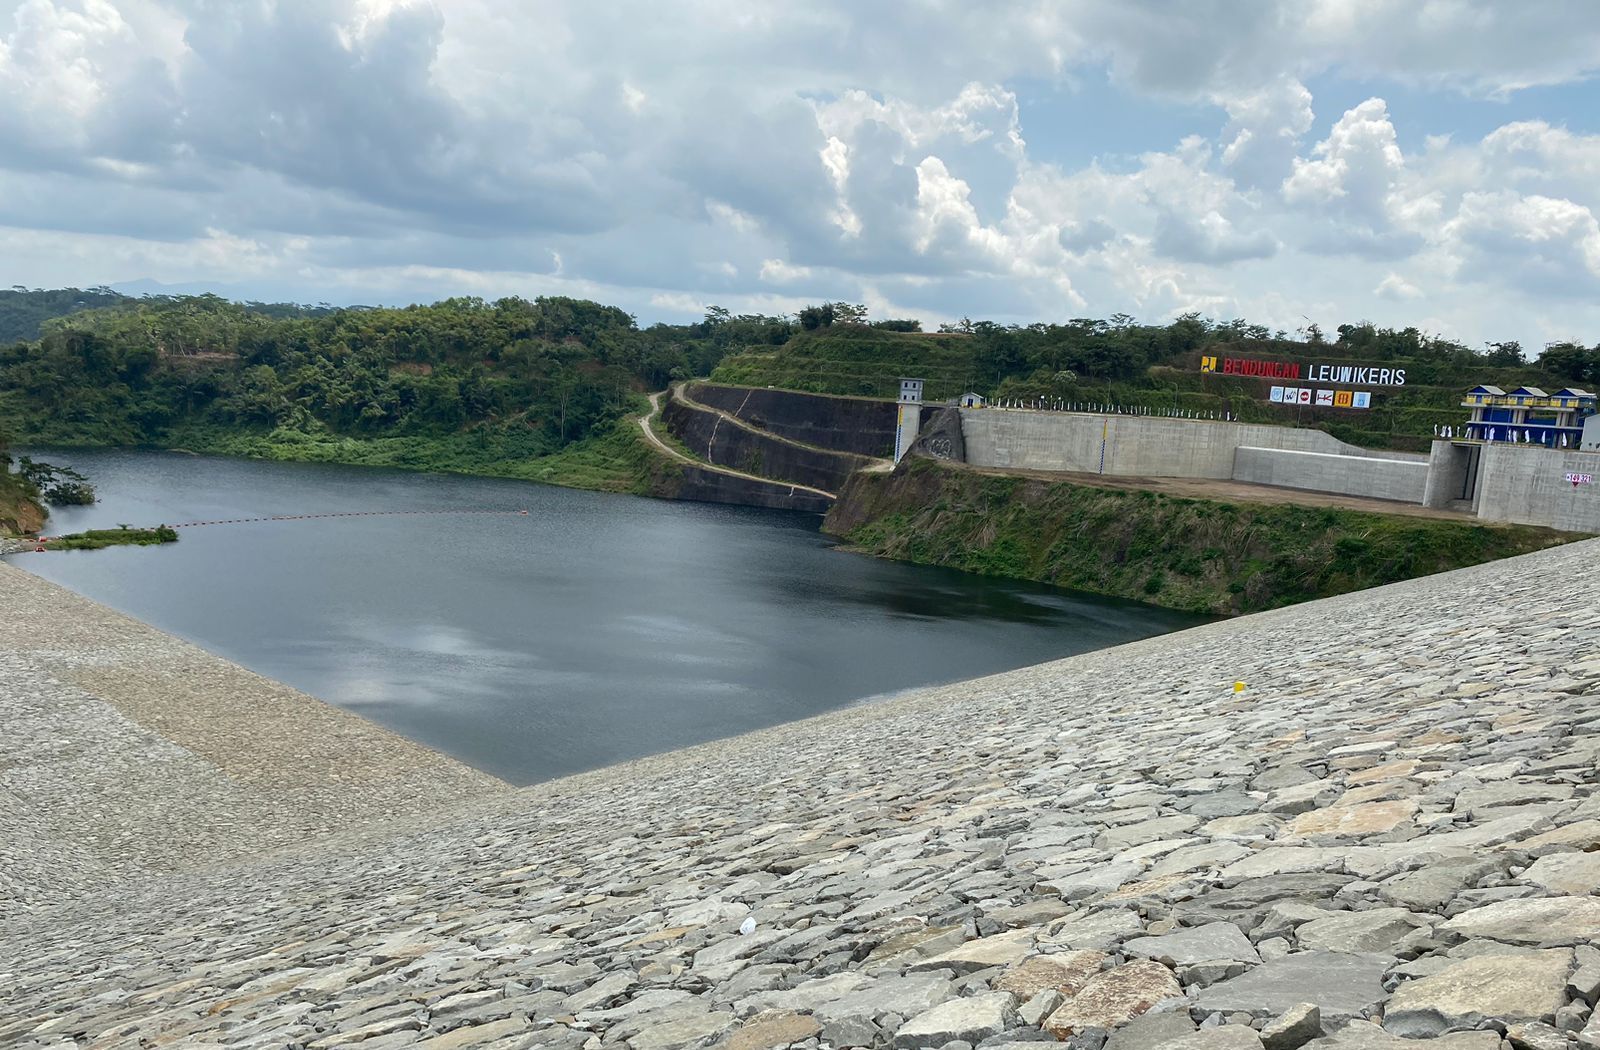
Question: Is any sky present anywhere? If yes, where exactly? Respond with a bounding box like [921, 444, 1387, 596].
[4, 1, 1600, 350]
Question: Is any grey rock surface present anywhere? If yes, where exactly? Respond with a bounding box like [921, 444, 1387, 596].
[5, 541, 1600, 1048]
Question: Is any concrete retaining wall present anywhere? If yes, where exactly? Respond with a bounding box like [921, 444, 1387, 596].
[662, 395, 873, 494]
[686, 383, 898, 458]
[1232, 447, 1429, 504]
[1471, 443, 1600, 533]
[961, 410, 1423, 479]
[672, 466, 833, 514]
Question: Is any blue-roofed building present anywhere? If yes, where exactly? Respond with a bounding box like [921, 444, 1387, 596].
[1461, 385, 1596, 447]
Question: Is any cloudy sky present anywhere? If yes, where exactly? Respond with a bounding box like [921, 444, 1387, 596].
[4, 1, 1600, 348]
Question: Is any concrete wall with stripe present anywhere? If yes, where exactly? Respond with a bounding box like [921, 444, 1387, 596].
[959, 410, 1423, 480]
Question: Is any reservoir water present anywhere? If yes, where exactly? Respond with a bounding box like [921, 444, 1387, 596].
[14, 449, 1206, 784]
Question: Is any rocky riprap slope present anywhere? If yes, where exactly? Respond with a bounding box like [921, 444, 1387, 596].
[6, 541, 1600, 1050]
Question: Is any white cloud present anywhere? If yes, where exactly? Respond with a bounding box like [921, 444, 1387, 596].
[1374, 272, 1422, 300]
[4, 1, 1600, 348]
[758, 259, 810, 283]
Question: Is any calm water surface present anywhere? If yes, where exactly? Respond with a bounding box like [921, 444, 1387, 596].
[16, 449, 1205, 784]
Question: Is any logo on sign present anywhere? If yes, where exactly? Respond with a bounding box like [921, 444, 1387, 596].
[1353, 392, 1372, 409]
[1200, 356, 1218, 373]
[1269, 386, 1285, 403]
[1316, 389, 1335, 406]
[1334, 390, 1353, 408]
[1298, 388, 1313, 405]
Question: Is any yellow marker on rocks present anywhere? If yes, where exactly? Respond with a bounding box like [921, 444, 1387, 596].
[1234, 681, 1246, 693]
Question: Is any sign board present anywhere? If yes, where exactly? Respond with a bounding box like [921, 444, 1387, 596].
[1316, 389, 1335, 406]
[1199, 355, 1407, 386]
[1269, 386, 1285, 403]
[1565, 472, 1594, 485]
[1353, 391, 1372, 409]
[1297, 388, 1312, 405]
[1334, 390, 1353, 408]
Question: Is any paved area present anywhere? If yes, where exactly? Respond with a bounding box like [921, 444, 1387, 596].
[5, 541, 1600, 1049]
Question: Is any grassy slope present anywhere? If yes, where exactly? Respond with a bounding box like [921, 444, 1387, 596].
[826, 457, 1578, 615]
[711, 328, 982, 402]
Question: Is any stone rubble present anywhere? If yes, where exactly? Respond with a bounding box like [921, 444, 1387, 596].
[3, 540, 1600, 1049]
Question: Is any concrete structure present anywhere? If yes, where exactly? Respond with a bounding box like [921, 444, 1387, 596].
[1584, 415, 1600, 452]
[960, 410, 1420, 481]
[957, 392, 987, 408]
[893, 377, 924, 464]
[961, 407, 1600, 533]
[1462, 385, 1596, 447]
[1232, 446, 1428, 504]
[1427, 440, 1600, 532]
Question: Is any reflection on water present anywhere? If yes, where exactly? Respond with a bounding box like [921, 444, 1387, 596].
[16, 448, 1207, 784]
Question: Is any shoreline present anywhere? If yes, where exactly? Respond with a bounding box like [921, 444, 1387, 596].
[0, 561, 506, 914]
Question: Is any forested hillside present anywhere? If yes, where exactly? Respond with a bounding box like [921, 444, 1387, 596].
[0, 295, 791, 464]
[712, 312, 1597, 451]
[4, 291, 1597, 483]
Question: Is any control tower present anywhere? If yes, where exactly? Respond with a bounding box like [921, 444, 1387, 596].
[893, 378, 925, 464]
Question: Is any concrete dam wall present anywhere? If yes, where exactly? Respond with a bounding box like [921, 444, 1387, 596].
[1232, 446, 1430, 504]
[663, 390, 879, 495]
[960, 409, 1422, 479]
[686, 382, 899, 458]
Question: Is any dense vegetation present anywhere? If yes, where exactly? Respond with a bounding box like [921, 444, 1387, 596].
[827, 457, 1577, 615]
[0, 293, 794, 475]
[0, 287, 136, 343]
[45, 525, 178, 551]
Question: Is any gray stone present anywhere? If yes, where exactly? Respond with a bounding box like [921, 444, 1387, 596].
[1159, 1028, 1265, 1050]
[1020, 990, 1064, 1027]
[1375, 858, 1502, 912]
[812, 976, 957, 1028]
[1044, 909, 1144, 949]
[1521, 852, 1600, 894]
[1193, 953, 1390, 1023]
[910, 930, 1037, 975]
[1439, 896, 1600, 945]
[627, 1010, 737, 1050]
[1101, 1009, 1198, 1050]
[1123, 922, 1259, 967]
[1382, 950, 1572, 1038]
[1304, 1021, 1500, 1050]
[893, 993, 1019, 1049]
[1506, 1021, 1569, 1050]
[1292, 909, 1428, 955]
[1260, 1003, 1321, 1050]
[1578, 1011, 1600, 1050]
[822, 1015, 880, 1049]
